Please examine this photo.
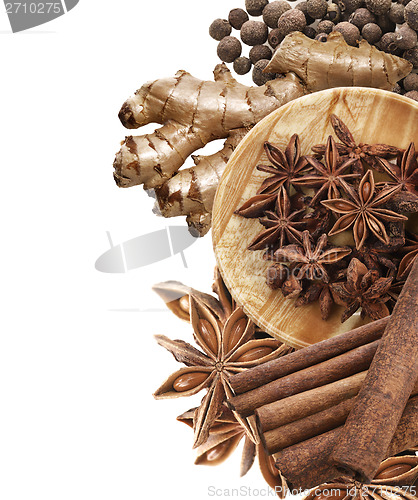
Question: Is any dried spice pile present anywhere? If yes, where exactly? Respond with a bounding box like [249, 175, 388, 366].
[210, 0, 418, 99]
[235, 114, 418, 322]
[152, 270, 418, 498]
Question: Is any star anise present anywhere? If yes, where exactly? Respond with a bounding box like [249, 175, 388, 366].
[398, 232, 418, 279]
[295, 136, 359, 205]
[295, 281, 336, 321]
[312, 114, 402, 174]
[377, 142, 418, 197]
[322, 170, 408, 250]
[352, 238, 404, 274]
[178, 406, 289, 498]
[302, 455, 418, 500]
[273, 231, 351, 283]
[248, 187, 306, 251]
[330, 258, 393, 323]
[256, 135, 312, 194]
[153, 294, 288, 448]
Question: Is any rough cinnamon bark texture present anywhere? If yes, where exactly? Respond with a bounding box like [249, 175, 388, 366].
[274, 395, 418, 491]
[229, 340, 380, 417]
[256, 371, 367, 433]
[331, 259, 418, 483]
[265, 32, 412, 92]
[114, 65, 305, 235]
[229, 318, 388, 395]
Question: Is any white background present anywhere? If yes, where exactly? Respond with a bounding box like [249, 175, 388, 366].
[0, 1, 302, 499]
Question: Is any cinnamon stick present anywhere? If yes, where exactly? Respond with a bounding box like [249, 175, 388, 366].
[229, 317, 388, 395]
[274, 395, 418, 491]
[260, 377, 418, 456]
[228, 340, 380, 417]
[256, 371, 367, 433]
[331, 259, 418, 483]
[261, 398, 355, 455]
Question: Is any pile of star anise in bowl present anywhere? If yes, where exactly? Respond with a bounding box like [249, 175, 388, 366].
[235, 114, 418, 323]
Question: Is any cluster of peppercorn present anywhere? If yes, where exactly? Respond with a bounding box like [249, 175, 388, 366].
[209, 0, 418, 99]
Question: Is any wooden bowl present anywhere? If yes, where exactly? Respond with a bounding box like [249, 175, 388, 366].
[212, 87, 418, 349]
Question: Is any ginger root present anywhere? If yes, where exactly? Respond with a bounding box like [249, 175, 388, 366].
[265, 32, 413, 92]
[114, 64, 305, 235]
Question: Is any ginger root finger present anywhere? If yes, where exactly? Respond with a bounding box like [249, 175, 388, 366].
[265, 32, 413, 92]
[114, 65, 305, 190]
[153, 129, 248, 237]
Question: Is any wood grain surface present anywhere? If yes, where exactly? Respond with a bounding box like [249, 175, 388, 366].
[212, 87, 418, 349]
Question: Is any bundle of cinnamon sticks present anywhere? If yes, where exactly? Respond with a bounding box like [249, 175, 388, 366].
[227, 260, 418, 490]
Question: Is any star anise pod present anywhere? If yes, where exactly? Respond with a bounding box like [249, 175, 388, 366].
[153, 294, 288, 448]
[274, 231, 351, 283]
[248, 187, 306, 251]
[295, 281, 336, 321]
[398, 232, 418, 279]
[377, 142, 418, 198]
[312, 114, 402, 174]
[178, 406, 289, 498]
[302, 455, 418, 500]
[295, 136, 359, 205]
[330, 258, 393, 323]
[352, 237, 404, 274]
[256, 135, 312, 194]
[322, 170, 408, 250]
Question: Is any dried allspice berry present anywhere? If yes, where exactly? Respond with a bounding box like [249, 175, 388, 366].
[403, 47, 418, 68]
[317, 20, 335, 33]
[405, 90, 418, 101]
[295, 1, 316, 24]
[209, 19, 232, 41]
[325, 3, 341, 22]
[252, 59, 276, 86]
[362, 22, 382, 43]
[365, 0, 391, 15]
[349, 7, 376, 28]
[303, 25, 317, 38]
[241, 20, 269, 45]
[377, 14, 396, 34]
[404, 73, 418, 91]
[338, 0, 365, 14]
[228, 8, 249, 30]
[389, 3, 405, 24]
[278, 9, 307, 36]
[268, 28, 285, 47]
[307, 0, 328, 19]
[333, 21, 361, 45]
[217, 36, 242, 63]
[395, 24, 418, 50]
[263, 1, 292, 28]
[405, 0, 418, 30]
[245, 0, 269, 16]
[380, 32, 402, 55]
[233, 56, 252, 75]
[249, 44, 273, 63]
